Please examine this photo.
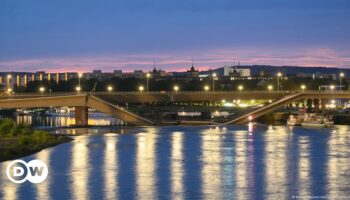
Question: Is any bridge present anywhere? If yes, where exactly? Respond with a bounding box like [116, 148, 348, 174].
[0, 91, 349, 126]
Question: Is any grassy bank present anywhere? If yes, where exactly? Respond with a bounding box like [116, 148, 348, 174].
[0, 118, 72, 162]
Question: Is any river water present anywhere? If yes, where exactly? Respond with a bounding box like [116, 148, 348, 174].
[1, 117, 350, 199]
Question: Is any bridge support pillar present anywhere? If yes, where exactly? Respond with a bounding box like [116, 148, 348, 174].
[75, 106, 88, 126]
[321, 99, 327, 110]
[314, 99, 320, 112]
[306, 99, 313, 112]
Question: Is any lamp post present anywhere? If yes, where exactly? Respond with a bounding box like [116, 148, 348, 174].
[340, 72, 344, 91]
[277, 72, 282, 92]
[146, 73, 151, 92]
[267, 85, 273, 92]
[301, 84, 306, 92]
[7, 74, 12, 91]
[76, 86, 81, 93]
[238, 85, 243, 92]
[39, 86, 45, 94]
[330, 85, 335, 92]
[173, 85, 179, 93]
[204, 85, 210, 93]
[107, 86, 113, 92]
[212, 73, 217, 92]
[139, 85, 144, 93]
[78, 73, 82, 87]
[7, 88, 12, 95]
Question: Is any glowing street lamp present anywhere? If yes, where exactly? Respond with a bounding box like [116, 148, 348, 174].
[330, 85, 335, 92]
[238, 85, 243, 92]
[267, 85, 273, 91]
[173, 85, 179, 92]
[78, 73, 82, 87]
[139, 85, 144, 93]
[7, 88, 12, 94]
[277, 72, 282, 92]
[76, 86, 81, 92]
[107, 85, 113, 92]
[212, 73, 217, 92]
[204, 85, 210, 93]
[146, 73, 151, 92]
[340, 72, 345, 91]
[39, 86, 45, 94]
[301, 84, 306, 91]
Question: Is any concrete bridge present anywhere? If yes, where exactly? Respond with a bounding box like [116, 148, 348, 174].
[0, 91, 349, 125]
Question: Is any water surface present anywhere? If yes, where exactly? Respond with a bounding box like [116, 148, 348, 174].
[1, 125, 350, 200]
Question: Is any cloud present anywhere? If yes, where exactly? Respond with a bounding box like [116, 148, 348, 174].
[0, 47, 349, 73]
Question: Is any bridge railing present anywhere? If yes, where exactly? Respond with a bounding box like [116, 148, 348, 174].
[2, 90, 350, 97]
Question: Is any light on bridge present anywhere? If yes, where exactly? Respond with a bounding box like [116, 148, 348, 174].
[173, 85, 179, 92]
[301, 84, 306, 91]
[7, 88, 12, 94]
[139, 85, 144, 93]
[248, 115, 253, 121]
[107, 86, 113, 92]
[76, 86, 81, 92]
[267, 85, 273, 91]
[204, 85, 210, 92]
[39, 87, 45, 93]
[238, 85, 244, 91]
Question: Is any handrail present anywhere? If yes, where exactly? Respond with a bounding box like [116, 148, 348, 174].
[3, 90, 350, 96]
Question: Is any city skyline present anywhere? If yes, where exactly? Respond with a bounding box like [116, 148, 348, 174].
[1, 0, 350, 72]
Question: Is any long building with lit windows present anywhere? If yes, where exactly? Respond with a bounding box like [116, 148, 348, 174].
[0, 71, 79, 88]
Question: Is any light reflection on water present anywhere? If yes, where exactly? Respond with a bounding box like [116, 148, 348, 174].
[1, 125, 350, 200]
[1, 114, 125, 127]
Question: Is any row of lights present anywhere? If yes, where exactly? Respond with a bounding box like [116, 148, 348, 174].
[18, 84, 310, 94]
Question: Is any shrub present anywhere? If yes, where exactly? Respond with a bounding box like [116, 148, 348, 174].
[0, 118, 16, 136]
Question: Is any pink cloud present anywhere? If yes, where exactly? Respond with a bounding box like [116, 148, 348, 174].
[0, 47, 349, 73]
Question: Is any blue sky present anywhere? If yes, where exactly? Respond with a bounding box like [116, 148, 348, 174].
[0, 0, 350, 72]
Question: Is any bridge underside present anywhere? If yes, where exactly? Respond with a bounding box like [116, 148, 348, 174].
[1, 91, 350, 125]
[0, 95, 154, 126]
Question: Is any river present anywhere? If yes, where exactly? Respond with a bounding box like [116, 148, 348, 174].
[0, 116, 350, 199]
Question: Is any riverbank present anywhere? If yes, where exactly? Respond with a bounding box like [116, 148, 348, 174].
[0, 118, 73, 162]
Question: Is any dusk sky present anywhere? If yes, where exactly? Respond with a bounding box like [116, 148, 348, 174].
[1, 0, 350, 72]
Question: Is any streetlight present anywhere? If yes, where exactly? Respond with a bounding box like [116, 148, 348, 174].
[330, 85, 335, 92]
[139, 85, 144, 93]
[238, 85, 243, 92]
[301, 84, 306, 91]
[277, 72, 282, 92]
[39, 86, 45, 94]
[173, 85, 179, 92]
[212, 73, 217, 92]
[267, 85, 273, 91]
[7, 88, 12, 94]
[78, 73, 82, 87]
[107, 85, 113, 92]
[340, 72, 345, 91]
[204, 85, 210, 93]
[146, 73, 151, 92]
[76, 86, 81, 92]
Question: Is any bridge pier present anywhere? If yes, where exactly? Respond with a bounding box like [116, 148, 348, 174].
[321, 99, 328, 110]
[314, 99, 320, 111]
[75, 106, 88, 126]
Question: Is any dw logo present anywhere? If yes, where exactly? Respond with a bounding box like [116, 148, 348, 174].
[6, 159, 48, 184]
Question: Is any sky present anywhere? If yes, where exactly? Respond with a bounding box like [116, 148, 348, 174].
[0, 0, 350, 72]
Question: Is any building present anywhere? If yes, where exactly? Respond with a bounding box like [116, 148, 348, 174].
[224, 66, 251, 77]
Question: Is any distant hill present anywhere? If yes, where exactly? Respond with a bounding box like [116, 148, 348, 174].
[173, 65, 350, 76]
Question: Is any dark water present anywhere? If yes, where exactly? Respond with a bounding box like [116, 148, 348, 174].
[1, 124, 350, 200]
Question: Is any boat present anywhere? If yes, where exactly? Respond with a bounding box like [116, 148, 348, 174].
[287, 115, 301, 126]
[301, 113, 334, 128]
[287, 113, 333, 128]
